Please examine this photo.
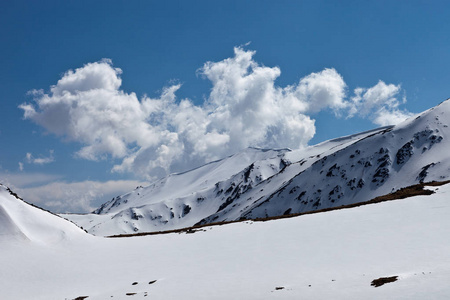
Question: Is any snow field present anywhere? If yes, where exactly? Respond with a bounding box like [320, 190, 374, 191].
[2, 184, 450, 299]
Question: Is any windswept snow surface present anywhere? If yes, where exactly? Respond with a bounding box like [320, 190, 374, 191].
[2, 183, 450, 299]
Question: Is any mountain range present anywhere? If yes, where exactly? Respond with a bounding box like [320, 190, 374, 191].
[63, 99, 450, 236]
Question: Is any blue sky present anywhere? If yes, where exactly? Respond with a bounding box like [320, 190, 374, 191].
[1, 0, 450, 213]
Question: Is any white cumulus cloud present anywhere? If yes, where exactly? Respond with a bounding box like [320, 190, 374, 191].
[350, 80, 414, 126]
[20, 47, 413, 180]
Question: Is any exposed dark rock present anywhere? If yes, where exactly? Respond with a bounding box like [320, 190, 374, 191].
[296, 191, 306, 201]
[417, 163, 436, 183]
[243, 163, 254, 182]
[224, 184, 235, 195]
[357, 179, 365, 189]
[283, 208, 292, 215]
[396, 141, 414, 165]
[289, 186, 299, 194]
[217, 197, 234, 213]
[182, 204, 191, 217]
[326, 164, 339, 177]
[130, 211, 143, 220]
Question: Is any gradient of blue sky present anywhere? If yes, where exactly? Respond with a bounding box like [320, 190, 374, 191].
[1, 0, 450, 212]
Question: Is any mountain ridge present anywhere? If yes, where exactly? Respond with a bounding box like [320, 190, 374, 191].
[63, 99, 450, 236]
[106, 180, 449, 238]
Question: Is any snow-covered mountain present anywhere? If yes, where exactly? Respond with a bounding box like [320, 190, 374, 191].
[65, 99, 450, 236]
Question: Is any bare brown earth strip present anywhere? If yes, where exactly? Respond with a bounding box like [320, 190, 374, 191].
[108, 180, 450, 238]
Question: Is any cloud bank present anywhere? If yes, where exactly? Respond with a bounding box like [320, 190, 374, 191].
[20, 47, 412, 179]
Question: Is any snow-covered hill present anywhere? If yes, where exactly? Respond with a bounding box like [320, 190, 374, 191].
[0, 184, 88, 244]
[65, 99, 450, 236]
[2, 182, 450, 299]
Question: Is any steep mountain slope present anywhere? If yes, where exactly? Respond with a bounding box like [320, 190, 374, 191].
[64, 148, 291, 235]
[64, 127, 388, 236]
[2, 182, 450, 299]
[0, 184, 88, 244]
[204, 99, 450, 223]
[237, 99, 449, 220]
[65, 99, 450, 236]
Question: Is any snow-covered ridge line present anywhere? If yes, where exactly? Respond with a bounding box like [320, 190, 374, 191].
[2, 183, 64, 219]
[0, 184, 89, 244]
[1, 183, 89, 233]
[172, 147, 292, 177]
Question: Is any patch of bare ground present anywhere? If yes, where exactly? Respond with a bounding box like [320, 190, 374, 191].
[371, 276, 398, 287]
[108, 180, 450, 238]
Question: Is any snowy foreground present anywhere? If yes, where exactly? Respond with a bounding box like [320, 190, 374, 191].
[1, 183, 450, 299]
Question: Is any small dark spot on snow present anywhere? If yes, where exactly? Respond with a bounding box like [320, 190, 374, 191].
[182, 204, 191, 216]
[379, 147, 387, 154]
[371, 276, 398, 287]
[132, 282, 138, 285]
[126, 293, 137, 296]
[149, 280, 157, 284]
[275, 286, 285, 290]
[297, 191, 306, 201]
[73, 297, 89, 300]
